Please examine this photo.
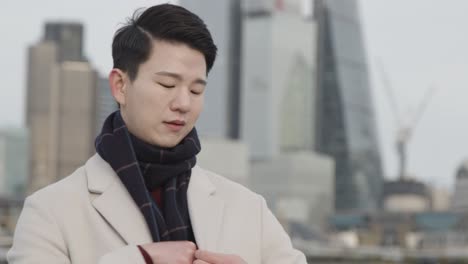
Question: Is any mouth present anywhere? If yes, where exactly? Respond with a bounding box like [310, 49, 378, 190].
[164, 120, 186, 132]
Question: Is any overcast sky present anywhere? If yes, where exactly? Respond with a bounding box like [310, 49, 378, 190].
[360, 0, 468, 190]
[0, 0, 466, 190]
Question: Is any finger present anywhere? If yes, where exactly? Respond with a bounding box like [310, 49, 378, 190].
[185, 241, 197, 251]
[195, 250, 225, 263]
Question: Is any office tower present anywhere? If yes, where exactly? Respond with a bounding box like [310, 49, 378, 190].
[240, 0, 317, 159]
[26, 23, 96, 191]
[314, 0, 383, 212]
[241, 0, 335, 230]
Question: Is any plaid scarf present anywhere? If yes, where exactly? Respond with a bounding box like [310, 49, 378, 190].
[95, 111, 199, 242]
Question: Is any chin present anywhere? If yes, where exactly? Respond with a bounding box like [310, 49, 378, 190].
[156, 138, 181, 148]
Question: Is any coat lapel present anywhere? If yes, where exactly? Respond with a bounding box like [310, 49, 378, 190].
[188, 166, 225, 251]
[85, 154, 152, 245]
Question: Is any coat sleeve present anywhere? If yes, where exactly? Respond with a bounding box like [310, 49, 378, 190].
[7, 195, 147, 264]
[98, 246, 148, 264]
[259, 197, 307, 264]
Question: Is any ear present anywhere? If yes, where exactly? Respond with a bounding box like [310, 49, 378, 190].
[109, 69, 128, 107]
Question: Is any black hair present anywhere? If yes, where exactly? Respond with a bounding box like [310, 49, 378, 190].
[112, 4, 217, 80]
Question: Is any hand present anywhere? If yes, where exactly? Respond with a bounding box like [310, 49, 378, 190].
[140, 241, 197, 264]
[194, 250, 247, 264]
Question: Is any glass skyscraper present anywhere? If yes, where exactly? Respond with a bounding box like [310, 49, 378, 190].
[314, 0, 383, 212]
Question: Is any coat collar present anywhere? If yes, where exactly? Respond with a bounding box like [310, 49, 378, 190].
[85, 154, 224, 250]
[85, 154, 152, 245]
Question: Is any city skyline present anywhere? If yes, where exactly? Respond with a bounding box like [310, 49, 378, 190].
[0, 0, 466, 190]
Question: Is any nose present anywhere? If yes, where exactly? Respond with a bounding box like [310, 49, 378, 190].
[170, 87, 191, 113]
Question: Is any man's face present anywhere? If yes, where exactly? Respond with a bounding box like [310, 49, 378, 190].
[118, 39, 206, 148]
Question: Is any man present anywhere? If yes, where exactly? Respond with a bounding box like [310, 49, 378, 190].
[8, 4, 307, 264]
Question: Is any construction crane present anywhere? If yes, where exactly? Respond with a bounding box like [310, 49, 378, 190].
[376, 59, 437, 180]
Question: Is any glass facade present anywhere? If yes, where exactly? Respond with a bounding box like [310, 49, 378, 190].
[315, 0, 383, 212]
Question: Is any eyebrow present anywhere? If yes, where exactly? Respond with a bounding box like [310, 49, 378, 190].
[155, 71, 207, 86]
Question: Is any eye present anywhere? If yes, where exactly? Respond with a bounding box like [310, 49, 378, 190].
[191, 90, 203, 95]
[158, 83, 175, 88]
